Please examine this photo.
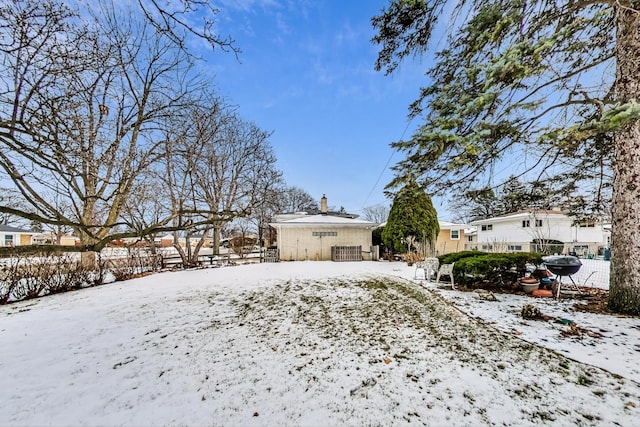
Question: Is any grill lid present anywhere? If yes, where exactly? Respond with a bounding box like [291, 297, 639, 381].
[543, 255, 582, 267]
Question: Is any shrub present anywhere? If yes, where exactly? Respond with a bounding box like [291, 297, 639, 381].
[0, 249, 161, 304]
[438, 250, 487, 265]
[443, 252, 543, 289]
[101, 251, 162, 281]
[0, 260, 23, 304]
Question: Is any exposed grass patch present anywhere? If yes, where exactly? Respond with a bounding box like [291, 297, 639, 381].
[224, 274, 639, 424]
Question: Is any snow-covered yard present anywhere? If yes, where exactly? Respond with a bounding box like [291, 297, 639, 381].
[1, 260, 639, 426]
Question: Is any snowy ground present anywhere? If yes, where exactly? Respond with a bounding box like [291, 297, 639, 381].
[1, 260, 639, 426]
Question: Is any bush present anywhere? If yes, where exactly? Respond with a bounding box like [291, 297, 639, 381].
[442, 252, 543, 290]
[101, 251, 162, 281]
[0, 253, 94, 303]
[0, 249, 162, 304]
[438, 250, 487, 265]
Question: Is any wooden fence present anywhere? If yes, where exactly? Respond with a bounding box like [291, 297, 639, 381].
[331, 245, 362, 262]
[264, 248, 279, 263]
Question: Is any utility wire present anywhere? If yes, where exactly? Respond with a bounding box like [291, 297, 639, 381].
[361, 118, 414, 209]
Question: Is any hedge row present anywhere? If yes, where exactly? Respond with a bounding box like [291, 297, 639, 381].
[438, 251, 544, 289]
[0, 251, 162, 304]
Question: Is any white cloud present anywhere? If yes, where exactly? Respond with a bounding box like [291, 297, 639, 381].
[334, 22, 358, 46]
[275, 12, 290, 35]
[217, 0, 281, 12]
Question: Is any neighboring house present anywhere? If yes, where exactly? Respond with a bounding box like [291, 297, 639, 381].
[435, 221, 469, 255]
[151, 234, 215, 248]
[31, 232, 78, 246]
[156, 234, 174, 248]
[0, 224, 33, 247]
[464, 227, 477, 249]
[270, 195, 376, 261]
[468, 209, 610, 257]
[371, 220, 469, 256]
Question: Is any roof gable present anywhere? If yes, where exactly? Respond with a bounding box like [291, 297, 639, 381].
[470, 210, 570, 225]
[0, 224, 31, 233]
[271, 214, 375, 227]
[438, 220, 468, 229]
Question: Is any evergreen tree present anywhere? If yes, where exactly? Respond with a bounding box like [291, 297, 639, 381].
[382, 181, 439, 254]
[372, 1, 640, 314]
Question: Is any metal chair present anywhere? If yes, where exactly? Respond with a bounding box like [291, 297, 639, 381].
[436, 262, 455, 289]
[414, 257, 439, 281]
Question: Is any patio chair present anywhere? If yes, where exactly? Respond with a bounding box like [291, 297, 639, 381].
[414, 257, 439, 281]
[436, 262, 455, 289]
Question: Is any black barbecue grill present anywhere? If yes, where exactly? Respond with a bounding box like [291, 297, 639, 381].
[543, 255, 582, 297]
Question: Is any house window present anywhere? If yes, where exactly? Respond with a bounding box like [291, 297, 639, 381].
[579, 222, 595, 228]
[508, 245, 522, 251]
[4, 235, 14, 246]
[535, 219, 543, 227]
[467, 235, 474, 242]
[312, 231, 337, 237]
[522, 220, 530, 228]
[481, 224, 493, 231]
[481, 244, 493, 250]
[450, 230, 460, 240]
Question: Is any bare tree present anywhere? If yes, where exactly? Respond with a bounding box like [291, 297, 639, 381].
[278, 186, 318, 213]
[0, 0, 235, 266]
[249, 185, 285, 251]
[134, 0, 238, 56]
[362, 204, 390, 225]
[0, 189, 30, 227]
[159, 98, 282, 265]
[120, 173, 171, 254]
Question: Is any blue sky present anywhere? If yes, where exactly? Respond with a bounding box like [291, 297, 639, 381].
[198, 1, 456, 219]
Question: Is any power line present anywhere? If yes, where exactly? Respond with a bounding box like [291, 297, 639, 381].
[361, 118, 414, 209]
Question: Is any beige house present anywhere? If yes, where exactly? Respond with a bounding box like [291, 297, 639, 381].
[31, 232, 78, 246]
[434, 221, 469, 255]
[375, 220, 469, 256]
[270, 198, 376, 261]
[151, 234, 214, 248]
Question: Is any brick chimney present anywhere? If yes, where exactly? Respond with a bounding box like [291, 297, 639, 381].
[321, 194, 327, 214]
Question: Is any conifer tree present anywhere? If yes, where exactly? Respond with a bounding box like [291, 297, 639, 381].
[382, 181, 439, 254]
[373, 1, 640, 314]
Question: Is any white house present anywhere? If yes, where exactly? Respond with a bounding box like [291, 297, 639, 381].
[0, 224, 34, 247]
[469, 209, 610, 257]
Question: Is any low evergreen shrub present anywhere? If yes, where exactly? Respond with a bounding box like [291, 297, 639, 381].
[438, 250, 486, 265]
[440, 252, 543, 290]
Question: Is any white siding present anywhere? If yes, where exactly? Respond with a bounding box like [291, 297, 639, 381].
[473, 212, 609, 254]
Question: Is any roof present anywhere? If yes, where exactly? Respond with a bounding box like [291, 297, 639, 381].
[270, 214, 375, 227]
[376, 220, 468, 229]
[274, 210, 360, 221]
[469, 209, 569, 225]
[0, 224, 31, 233]
[438, 221, 468, 229]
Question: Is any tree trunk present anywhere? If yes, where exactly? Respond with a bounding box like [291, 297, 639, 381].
[77, 230, 99, 271]
[191, 234, 206, 264]
[148, 234, 157, 255]
[172, 230, 188, 267]
[212, 225, 221, 255]
[80, 250, 98, 271]
[608, 5, 640, 315]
